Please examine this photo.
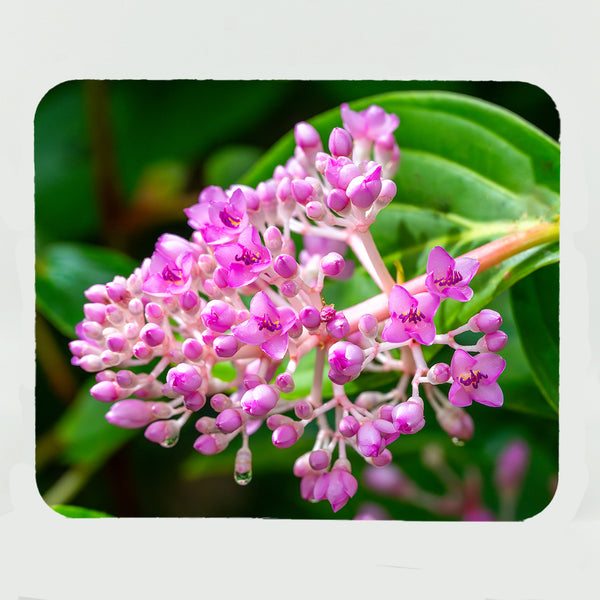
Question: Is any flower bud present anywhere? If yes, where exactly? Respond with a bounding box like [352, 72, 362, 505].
[469, 309, 502, 333]
[183, 391, 206, 412]
[166, 364, 202, 394]
[294, 400, 312, 420]
[339, 415, 360, 437]
[193, 433, 229, 455]
[321, 252, 345, 277]
[84, 284, 108, 303]
[326, 313, 350, 339]
[264, 225, 283, 252]
[274, 254, 298, 278]
[144, 420, 180, 445]
[358, 314, 378, 338]
[327, 188, 350, 213]
[272, 422, 303, 449]
[305, 200, 324, 220]
[392, 398, 425, 434]
[140, 323, 165, 347]
[346, 165, 382, 209]
[91, 381, 126, 403]
[291, 179, 314, 205]
[370, 448, 393, 467]
[328, 127, 353, 157]
[357, 421, 385, 457]
[240, 384, 279, 416]
[201, 300, 236, 333]
[427, 362, 451, 384]
[436, 405, 474, 442]
[210, 393, 231, 412]
[276, 372, 295, 394]
[105, 399, 154, 428]
[182, 338, 203, 361]
[216, 408, 243, 433]
[299, 306, 321, 329]
[480, 330, 508, 352]
[214, 335, 239, 358]
[309, 449, 331, 471]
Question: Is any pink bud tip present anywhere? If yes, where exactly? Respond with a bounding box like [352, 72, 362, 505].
[483, 330, 508, 352]
[427, 362, 451, 384]
[294, 121, 321, 149]
[140, 323, 165, 347]
[144, 420, 180, 444]
[321, 252, 345, 277]
[470, 309, 502, 333]
[299, 306, 321, 329]
[309, 450, 330, 471]
[328, 127, 353, 157]
[166, 364, 202, 394]
[240, 384, 278, 416]
[272, 423, 301, 449]
[216, 408, 243, 433]
[91, 381, 124, 403]
[193, 433, 229, 455]
[274, 254, 298, 278]
[105, 399, 154, 428]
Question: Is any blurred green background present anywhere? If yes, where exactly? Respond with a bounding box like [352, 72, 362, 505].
[35, 80, 559, 519]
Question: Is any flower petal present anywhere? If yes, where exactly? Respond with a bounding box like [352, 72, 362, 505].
[471, 382, 504, 407]
[451, 349, 477, 378]
[261, 333, 289, 360]
[381, 318, 411, 344]
[448, 382, 473, 407]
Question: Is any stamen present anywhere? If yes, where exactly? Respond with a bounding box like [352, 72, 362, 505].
[219, 208, 242, 228]
[459, 369, 488, 389]
[434, 266, 463, 287]
[398, 308, 425, 324]
[162, 265, 183, 283]
[257, 314, 282, 332]
[235, 247, 262, 265]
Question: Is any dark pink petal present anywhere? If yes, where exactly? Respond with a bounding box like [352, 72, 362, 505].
[448, 382, 473, 407]
[471, 382, 504, 407]
[427, 246, 454, 277]
[415, 292, 440, 319]
[445, 286, 474, 302]
[227, 263, 257, 288]
[277, 306, 298, 333]
[232, 318, 269, 345]
[214, 242, 243, 269]
[455, 256, 480, 283]
[261, 333, 289, 360]
[474, 353, 506, 383]
[451, 349, 477, 379]
[381, 318, 411, 343]
[388, 285, 414, 317]
[250, 291, 278, 321]
[410, 321, 436, 345]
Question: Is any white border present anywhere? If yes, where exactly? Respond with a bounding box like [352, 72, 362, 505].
[2, 1, 599, 599]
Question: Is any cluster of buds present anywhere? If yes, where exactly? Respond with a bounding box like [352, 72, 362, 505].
[69, 102, 507, 513]
[357, 438, 532, 520]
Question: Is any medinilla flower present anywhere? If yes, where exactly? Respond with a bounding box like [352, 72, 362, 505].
[340, 103, 400, 141]
[185, 186, 249, 245]
[313, 459, 358, 513]
[214, 225, 271, 288]
[382, 285, 440, 345]
[425, 246, 480, 302]
[449, 349, 506, 407]
[232, 291, 297, 360]
[142, 235, 198, 297]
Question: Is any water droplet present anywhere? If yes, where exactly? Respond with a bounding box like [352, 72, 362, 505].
[160, 433, 180, 448]
[234, 469, 253, 486]
[307, 497, 319, 504]
[451, 436, 465, 447]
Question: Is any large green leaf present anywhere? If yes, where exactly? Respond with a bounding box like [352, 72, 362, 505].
[509, 263, 559, 411]
[36, 242, 139, 338]
[241, 91, 559, 300]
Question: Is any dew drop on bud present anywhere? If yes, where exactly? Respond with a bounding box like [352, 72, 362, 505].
[234, 469, 253, 486]
[451, 436, 466, 447]
[160, 433, 180, 448]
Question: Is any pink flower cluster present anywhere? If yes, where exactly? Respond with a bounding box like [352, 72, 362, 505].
[69, 102, 507, 513]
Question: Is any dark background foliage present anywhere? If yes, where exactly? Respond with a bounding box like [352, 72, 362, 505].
[35, 80, 559, 519]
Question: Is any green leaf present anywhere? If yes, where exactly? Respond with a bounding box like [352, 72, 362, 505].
[204, 144, 264, 188]
[509, 263, 559, 411]
[51, 504, 115, 518]
[242, 89, 559, 330]
[55, 377, 137, 466]
[36, 242, 139, 338]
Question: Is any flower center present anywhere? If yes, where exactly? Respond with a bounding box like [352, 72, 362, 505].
[459, 369, 488, 389]
[235, 247, 262, 266]
[257, 314, 281, 332]
[162, 265, 184, 283]
[398, 308, 425, 324]
[434, 266, 463, 287]
[219, 207, 242, 228]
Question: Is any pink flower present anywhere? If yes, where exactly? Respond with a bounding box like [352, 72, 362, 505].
[425, 246, 480, 302]
[214, 225, 271, 288]
[185, 186, 249, 245]
[313, 459, 358, 513]
[449, 349, 506, 407]
[142, 234, 198, 297]
[382, 285, 440, 345]
[340, 103, 399, 141]
[232, 291, 297, 360]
